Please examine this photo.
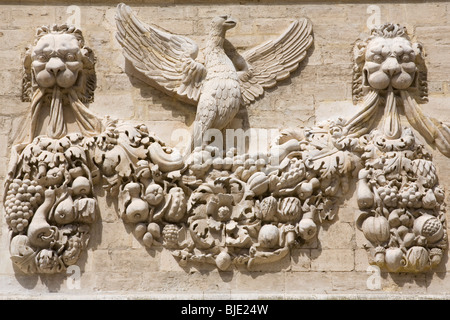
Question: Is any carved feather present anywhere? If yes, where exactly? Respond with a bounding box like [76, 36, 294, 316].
[238, 18, 313, 105]
[115, 3, 206, 105]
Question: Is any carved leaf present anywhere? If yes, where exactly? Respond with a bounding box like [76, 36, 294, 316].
[309, 150, 355, 179]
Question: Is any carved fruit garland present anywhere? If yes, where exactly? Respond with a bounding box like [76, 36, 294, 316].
[102, 117, 362, 271]
[5, 134, 98, 274]
[356, 129, 447, 272]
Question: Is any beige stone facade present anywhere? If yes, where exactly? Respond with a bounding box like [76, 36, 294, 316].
[0, 0, 449, 299]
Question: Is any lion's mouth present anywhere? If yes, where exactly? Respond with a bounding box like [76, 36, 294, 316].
[35, 69, 79, 89]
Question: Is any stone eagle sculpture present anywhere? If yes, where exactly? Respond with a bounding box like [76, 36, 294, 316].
[115, 3, 313, 152]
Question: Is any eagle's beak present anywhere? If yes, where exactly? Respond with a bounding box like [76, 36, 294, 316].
[224, 16, 237, 28]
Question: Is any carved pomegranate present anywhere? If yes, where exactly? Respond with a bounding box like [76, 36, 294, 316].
[413, 214, 444, 244]
[362, 215, 390, 244]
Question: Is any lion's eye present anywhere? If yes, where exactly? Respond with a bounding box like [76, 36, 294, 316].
[37, 54, 48, 62]
[65, 53, 76, 61]
[372, 54, 383, 64]
[400, 54, 411, 63]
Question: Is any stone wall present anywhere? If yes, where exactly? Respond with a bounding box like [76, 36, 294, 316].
[0, 0, 449, 298]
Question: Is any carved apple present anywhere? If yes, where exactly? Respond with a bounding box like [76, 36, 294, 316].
[144, 183, 164, 206]
[215, 251, 232, 271]
[385, 247, 404, 272]
[71, 176, 91, 196]
[297, 218, 317, 241]
[258, 224, 280, 249]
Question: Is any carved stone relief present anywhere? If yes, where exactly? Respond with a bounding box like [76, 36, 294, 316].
[4, 25, 103, 274]
[115, 3, 313, 152]
[350, 23, 449, 272]
[2, 6, 449, 275]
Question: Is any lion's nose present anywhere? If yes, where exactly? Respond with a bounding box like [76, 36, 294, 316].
[46, 57, 66, 76]
[382, 56, 401, 77]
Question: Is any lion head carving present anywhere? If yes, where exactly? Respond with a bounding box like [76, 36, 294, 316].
[22, 24, 96, 103]
[352, 23, 427, 104]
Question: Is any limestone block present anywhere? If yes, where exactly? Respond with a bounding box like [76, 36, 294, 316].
[234, 272, 285, 293]
[318, 222, 355, 250]
[354, 248, 371, 272]
[425, 273, 450, 295]
[404, 3, 448, 26]
[315, 100, 359, 123]
[330, 271, 379, 292]
[90, 93, 135, 120]
[290, 249, 311, 271]
[285, 271, 333, 294]
[97, 223, 133, 250]
[94, 271, 144, 291]
[311, 249, 354, 272]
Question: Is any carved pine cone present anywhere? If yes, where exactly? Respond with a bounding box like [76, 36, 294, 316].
[411, 159, 437, 188]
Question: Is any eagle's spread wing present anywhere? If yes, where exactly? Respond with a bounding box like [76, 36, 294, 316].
[238, 19, 313, 105]
[115, 3, 206, 105]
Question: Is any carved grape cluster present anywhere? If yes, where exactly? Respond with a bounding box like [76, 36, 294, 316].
[399, 183, 422, 209]
[377, 185, 398, 207]
[4, 178, 44, 233]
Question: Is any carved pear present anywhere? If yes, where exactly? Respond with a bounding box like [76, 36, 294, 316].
[53, 195, 76, 225]
[357, 180, 374, 209]
[124, 183, 149, 223]
[27, 189, 57, 249]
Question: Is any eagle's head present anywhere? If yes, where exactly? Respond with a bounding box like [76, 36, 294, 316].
[210, 15, 237, 36]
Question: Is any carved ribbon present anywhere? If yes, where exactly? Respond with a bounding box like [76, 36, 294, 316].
[344, 90, 380, 137]
[383, 88, 401, 139]
[48, 86, 65, 138]
[401, 90, 450, 157]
